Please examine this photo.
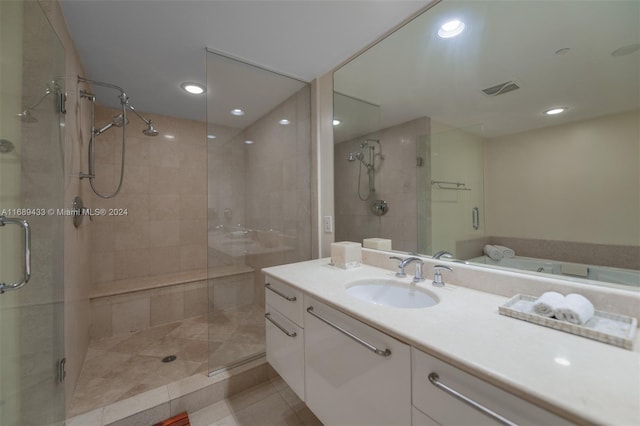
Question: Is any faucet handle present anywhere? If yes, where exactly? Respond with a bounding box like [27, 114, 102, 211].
[432, 264, 453, 287]
[389, 256, 407, 277]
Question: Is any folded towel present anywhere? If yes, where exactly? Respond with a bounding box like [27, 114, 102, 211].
[494, 245, 515, 258]
[532, 291, 564, 317]
[483, 244, 503, 261]
[555, 293, 595, 325]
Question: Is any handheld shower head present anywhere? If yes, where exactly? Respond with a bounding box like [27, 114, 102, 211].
[95, 114, 129, 135]
[17, 108, 38, 123]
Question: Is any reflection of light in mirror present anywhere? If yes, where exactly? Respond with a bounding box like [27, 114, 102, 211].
[230, 108, 245, 116]
[545, 107, 567, 115]
[244, 140, 254, 145]
[438, 19, 465, 39]
[333, 119, 341, 126]
[279, 119, 290, 125]
[207, 134, 216, 139]
[554, 357, 571, 366]
[180, 82, 205, 95]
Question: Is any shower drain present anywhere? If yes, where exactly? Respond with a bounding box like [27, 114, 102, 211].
[162, 355, 177, 363]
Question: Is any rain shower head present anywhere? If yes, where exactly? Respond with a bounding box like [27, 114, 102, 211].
[126, 105, 159, 136]
[143, 121, 159, 137]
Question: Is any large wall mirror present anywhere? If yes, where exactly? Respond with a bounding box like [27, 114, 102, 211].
[334, 0, 639, 290]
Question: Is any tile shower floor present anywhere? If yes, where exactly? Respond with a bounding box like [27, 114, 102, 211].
[70, 303, 266, 417]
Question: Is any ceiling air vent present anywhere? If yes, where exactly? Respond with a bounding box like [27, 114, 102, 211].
[481, 81, 520, 97]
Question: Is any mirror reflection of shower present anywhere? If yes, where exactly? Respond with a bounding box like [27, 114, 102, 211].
[347, 139, 382, 201]
[16, 80, 64, 123]
[78, 76, 160, 199]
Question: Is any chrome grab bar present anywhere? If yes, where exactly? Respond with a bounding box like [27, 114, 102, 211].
[264, 282, 297, 301]
[306, 307, 391, 357]
[0, 216, 31, 294]
[428, 373, 519, 426]
[265, 313, 297, 337]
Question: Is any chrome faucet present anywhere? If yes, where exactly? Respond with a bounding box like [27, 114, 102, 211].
[390, 256, 425, 283]
[432, 250, 453, 260]
[432, 264, 452, 287]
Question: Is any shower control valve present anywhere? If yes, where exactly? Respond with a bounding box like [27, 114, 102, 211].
[371, 200, 389, 216]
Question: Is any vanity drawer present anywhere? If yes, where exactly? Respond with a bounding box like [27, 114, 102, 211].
[264, 275, 303, 327]
[304, 297, 411, 426]
[265, 305, 305, 401]
[412, 348, 572, 426]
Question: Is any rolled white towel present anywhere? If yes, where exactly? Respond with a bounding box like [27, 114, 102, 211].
[483, 244, 503, 261]
[494, 245, 515, 258]
[555, 293, 595, 325]
[532, 291, 564, 317]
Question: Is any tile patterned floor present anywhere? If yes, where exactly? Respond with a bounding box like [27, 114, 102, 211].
[190, 375, 323, 426]
[70, 304, 265, 417]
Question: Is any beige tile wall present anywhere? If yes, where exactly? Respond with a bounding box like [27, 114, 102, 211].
[334, 117, 428, 252]
[41, 0, 94, 412]
[242, 86, 313, 290]
[207, 86, 313, 294]
[90, 280, 209, 339]
[90, 107, 208, 284]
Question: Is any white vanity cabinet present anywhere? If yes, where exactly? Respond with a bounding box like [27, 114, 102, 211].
[411, 348, 573, 426]
[264, 276, 305, 400]
[304, 296, 411, 426]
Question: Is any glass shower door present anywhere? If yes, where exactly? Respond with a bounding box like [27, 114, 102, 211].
[0, 1, 65, 425]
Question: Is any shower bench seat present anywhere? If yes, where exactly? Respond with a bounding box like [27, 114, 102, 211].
[89, 264, 255, 339]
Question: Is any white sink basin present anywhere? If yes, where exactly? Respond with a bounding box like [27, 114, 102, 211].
[345, 278, 439, 309]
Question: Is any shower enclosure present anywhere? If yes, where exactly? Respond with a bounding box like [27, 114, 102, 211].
[0, 1, 66, 424]
[206, 51, 312, 372]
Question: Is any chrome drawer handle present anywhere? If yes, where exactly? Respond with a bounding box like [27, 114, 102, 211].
[428, 373, 519, 426]
[265, 313, 297, 337]
[0, 216, 31, 294]
[265, 282, 297, 301]
[306, 307, 391, 357]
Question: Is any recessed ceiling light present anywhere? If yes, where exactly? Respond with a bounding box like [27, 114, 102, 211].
[279, 119, 290, 125]
[332, 119, 341, 126]
[437, 19, 465, 39]
[207, 134, 216, 139]
[164, 134, 175, 139]
[545, 107, 567, 115]
[244, 140, 254, 145]
[230, 108, 245, 116]
[180, 82, 205, 95]
[554, 357, 571, 367]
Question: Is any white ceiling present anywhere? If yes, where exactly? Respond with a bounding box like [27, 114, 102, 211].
[59, 0, 432, 123]
[334, 0, 640, 141]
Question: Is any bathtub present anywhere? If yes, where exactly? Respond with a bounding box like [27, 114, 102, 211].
[469, 255, 640, 288]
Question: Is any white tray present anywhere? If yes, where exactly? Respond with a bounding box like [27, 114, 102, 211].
[499, 294, 637, 350]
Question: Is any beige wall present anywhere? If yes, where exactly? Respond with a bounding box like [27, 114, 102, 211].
[90, 107, 208, 283]
[485, 110, 640, 246]
[335, 117, 427, 253]
[312, 72, 335, 258]
[430, 122, 485, 255]
[40, 0, 93, 413]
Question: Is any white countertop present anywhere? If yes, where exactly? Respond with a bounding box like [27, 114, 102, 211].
[263, 259, 640, 426]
